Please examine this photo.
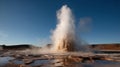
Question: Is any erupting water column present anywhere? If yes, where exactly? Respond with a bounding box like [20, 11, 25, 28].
[51, 5, 77, 52]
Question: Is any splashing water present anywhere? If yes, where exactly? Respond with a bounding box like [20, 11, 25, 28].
[51, 5, 79, 52]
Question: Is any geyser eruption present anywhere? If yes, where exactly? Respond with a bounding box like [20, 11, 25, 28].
[51, 5, 79, 52]
[20, 5, 89, 55]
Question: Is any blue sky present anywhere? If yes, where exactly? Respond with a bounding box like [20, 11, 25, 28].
[0, 0, 120, 45]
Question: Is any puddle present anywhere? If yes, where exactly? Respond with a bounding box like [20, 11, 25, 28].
[29, 59, 52, 66]
[12, 60, 24, 64]
[0, 57, 14, 66]
[0, 55, 120, 67]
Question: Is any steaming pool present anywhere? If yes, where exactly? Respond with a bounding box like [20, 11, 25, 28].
[0, 52, 120, 67]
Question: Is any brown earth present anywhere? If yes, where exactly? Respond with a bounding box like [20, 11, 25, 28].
[90, 43, 120, 50]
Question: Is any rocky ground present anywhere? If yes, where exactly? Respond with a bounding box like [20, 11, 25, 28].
[0, 44, 120, 67]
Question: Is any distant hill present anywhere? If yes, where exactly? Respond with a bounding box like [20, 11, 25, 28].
[90, 43, 120, 50]
[0, 44, 35, 50]
[0, 43, 120, 51]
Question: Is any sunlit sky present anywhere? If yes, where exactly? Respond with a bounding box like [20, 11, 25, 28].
[0, 0, 120, 45]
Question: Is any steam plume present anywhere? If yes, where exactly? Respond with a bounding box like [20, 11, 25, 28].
[51, 5, 78, 52]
